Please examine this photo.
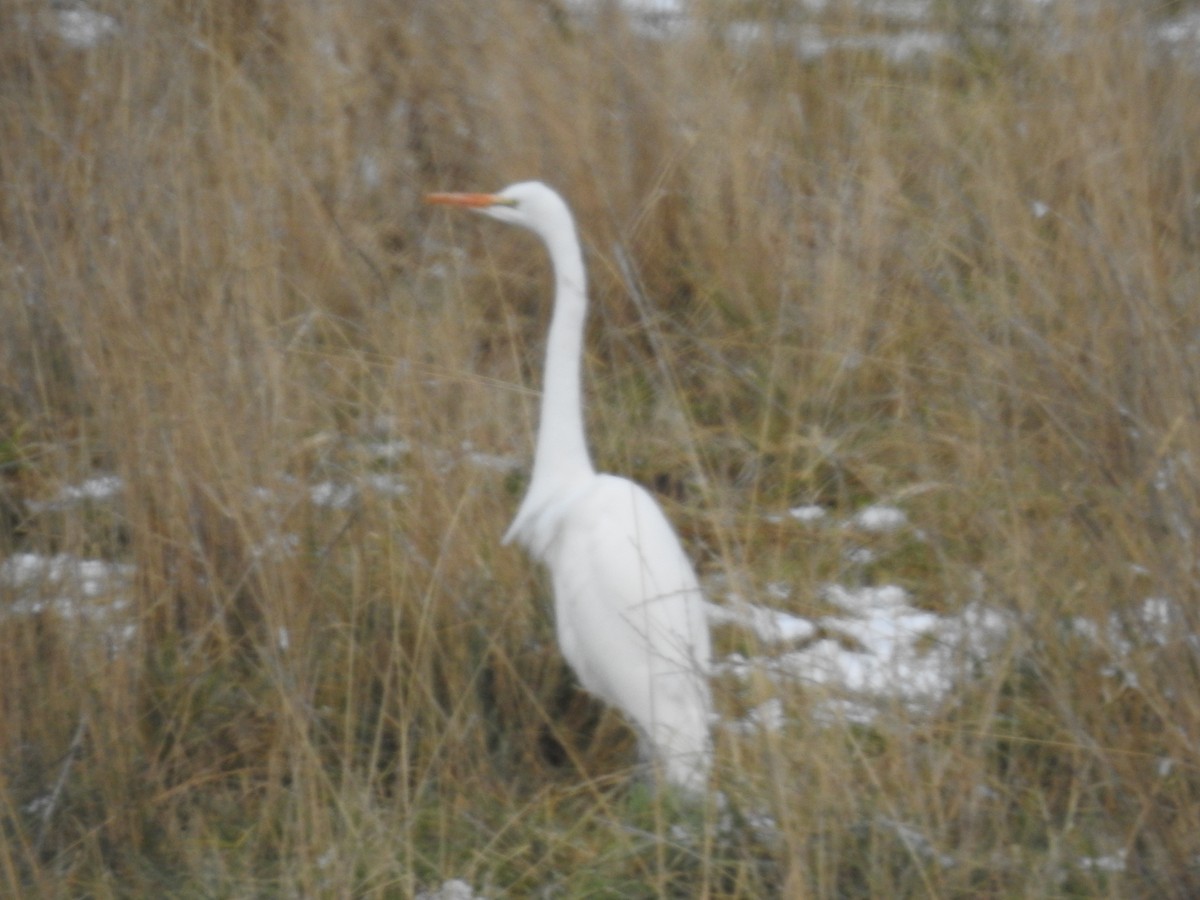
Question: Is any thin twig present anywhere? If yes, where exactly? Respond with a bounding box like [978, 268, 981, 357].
[34, 712, 88, 857]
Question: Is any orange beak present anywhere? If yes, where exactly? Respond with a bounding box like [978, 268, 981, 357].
[425, 192, 504, 209]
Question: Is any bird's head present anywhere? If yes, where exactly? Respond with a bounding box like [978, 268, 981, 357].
[426, 181, 572, 243]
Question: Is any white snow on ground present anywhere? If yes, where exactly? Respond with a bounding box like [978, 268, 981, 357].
[55, 5, 121, 49]
[771, 502, 909, 530]
[0, 553, 132, 603]
[309, 480, 358, 509]
[365, 438, 411, 462]
[788, 504, 827, 523]
[51, 0, 1181, 74]
[1078, 852, 1127, 874]
[309, 474, 411, 509]
[562, 0, 1200, 71]
[1066, 595, 1199, 691]
[714, 502, 1012, 724]
[813, 589, 1006, 700]
[789, 26, 952, 64]
[715, 576, 1187, 734]
[706, 598, 817, 643]
[714, 583, 1011, 725]
[852, 504, 909, 532]
[415, 880, 488, 900]
[1154, 10, 1200, 61]
[26, 475, 124, 513]
[0, 552, 136, 649]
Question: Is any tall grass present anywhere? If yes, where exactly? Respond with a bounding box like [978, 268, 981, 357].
[1, 0, 1198, 895]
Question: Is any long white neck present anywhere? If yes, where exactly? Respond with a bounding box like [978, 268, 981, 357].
[530, 224, 594, 489]
[502, 215, 595, 550]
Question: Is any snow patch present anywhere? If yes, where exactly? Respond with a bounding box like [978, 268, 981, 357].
[788, 504, 827, 523]
[852, 504, 908, 532]
[1, 553, 136, 650]
[27, 475, 124, 512]
[713, 584, 1010, 725]
[416, 880, 488, 900]
[56, 6, 120, 49]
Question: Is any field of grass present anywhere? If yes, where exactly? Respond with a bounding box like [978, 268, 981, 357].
[2, 0, 1199, 896]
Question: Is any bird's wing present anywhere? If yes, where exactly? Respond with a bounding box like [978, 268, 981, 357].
[543, 474, 711, 726]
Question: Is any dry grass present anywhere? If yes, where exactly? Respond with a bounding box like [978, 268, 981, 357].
[1, 0, 1199, 895]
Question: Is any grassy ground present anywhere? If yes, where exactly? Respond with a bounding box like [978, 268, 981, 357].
[2, 0, 1199, 896]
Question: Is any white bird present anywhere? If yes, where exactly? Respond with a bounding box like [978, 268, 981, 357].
[427, 182, 713, 794]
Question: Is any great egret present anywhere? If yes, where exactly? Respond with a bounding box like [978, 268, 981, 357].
[427, 182, 713, 793]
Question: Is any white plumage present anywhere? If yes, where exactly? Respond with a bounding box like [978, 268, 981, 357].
[428, 182, 712, 793]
